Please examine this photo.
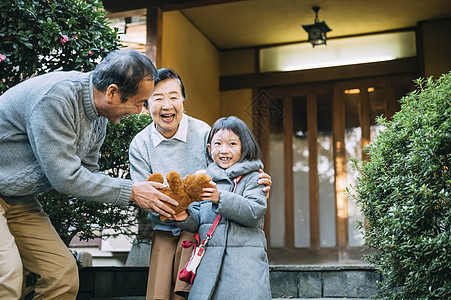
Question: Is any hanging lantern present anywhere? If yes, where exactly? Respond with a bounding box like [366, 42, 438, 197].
[302, 6, 332, 47]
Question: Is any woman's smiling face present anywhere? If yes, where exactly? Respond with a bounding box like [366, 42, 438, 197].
[148, 78, 185, 138]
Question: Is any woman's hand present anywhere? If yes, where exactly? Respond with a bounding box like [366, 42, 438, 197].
[258, 169, 272, 198]
[201, 181, 220, 203]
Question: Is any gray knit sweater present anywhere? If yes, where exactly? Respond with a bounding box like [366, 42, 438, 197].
[0, 71, 133, 206]
[129, 114, 210, 234]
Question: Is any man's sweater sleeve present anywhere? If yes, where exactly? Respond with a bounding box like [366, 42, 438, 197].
[26, 94, 132, 206]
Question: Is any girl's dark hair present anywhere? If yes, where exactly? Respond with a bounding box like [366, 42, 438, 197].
[206, 116, 261, 163]
[154, 68, 187, 99]
[92, 49, 157, 103]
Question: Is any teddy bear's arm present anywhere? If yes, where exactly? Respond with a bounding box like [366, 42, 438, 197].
[184, 173, 212, 202]
[146, 173, 164, 183]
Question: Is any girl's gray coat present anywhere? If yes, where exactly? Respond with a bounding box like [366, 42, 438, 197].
[177, 160, 271, 300]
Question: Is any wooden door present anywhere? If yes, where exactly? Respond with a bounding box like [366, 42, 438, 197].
[256, 74, 415, 264]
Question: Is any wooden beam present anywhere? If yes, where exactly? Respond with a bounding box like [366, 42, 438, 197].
[105, 9, 147, 19]
[220, 57, 418, 91]
[102, 0, 243, 13]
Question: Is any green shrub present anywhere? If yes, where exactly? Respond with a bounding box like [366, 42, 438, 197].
[350, 72, 451, 299]
[0, 0, 121, 94]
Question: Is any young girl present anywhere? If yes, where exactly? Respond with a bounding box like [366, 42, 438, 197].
[175, 116, 271, 300]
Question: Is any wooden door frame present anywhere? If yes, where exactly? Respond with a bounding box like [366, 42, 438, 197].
[333, 74, 417, 260]
[255, 72, 417, 264]
[256, 83, 333, 259]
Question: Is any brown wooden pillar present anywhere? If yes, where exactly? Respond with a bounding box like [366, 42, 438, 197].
[333, 85, 348, 260]
[253, 88, 271, 244]
[146, 7, 162, 67]
[284, 96, 294, 248]
[359, 87, 370, 162]
[308, 93, 319, 249]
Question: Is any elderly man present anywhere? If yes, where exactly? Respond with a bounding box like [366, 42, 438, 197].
[0, 49, 177, 299]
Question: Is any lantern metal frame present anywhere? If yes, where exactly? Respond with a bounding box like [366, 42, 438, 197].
[302, 6, 332, 47]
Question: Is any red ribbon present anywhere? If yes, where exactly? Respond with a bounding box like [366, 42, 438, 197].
[181, 232, 200, 249]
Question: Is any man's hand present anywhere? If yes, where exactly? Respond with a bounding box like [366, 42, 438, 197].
[130, 181, 178, 219]
[258, 169, 272, 198]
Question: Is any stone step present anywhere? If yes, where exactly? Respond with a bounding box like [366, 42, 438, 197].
[90, 298, 376, 300]
[93, 298, 377, 300]
[92, 296, 374, 300]
[77, 264, 381, 299]
[270, 265, 381, 299]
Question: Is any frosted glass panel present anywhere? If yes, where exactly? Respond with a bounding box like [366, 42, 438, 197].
[344, 93, 364, 247]
[269, 99, 285, 248]
[260, 31, 416, 72]
[292, 97, 309, 247]
[317, 95, 336, 247]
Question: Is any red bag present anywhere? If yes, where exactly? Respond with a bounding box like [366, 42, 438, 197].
[178, 233, 205, 284]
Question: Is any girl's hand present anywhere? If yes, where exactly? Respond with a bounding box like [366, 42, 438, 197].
[201, 181, 220, 203]
[173, 210, 189, 221]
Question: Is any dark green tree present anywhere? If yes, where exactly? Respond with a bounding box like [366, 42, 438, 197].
[350, 72, 451, 299]
[0, 0, 120, 94]
[1, 0, 152, 247]
[1, 2, 155, 298]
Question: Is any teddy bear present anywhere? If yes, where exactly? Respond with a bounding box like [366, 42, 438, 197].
[146, 171, 212, 221]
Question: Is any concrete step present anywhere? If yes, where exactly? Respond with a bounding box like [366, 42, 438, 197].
[94, 298, 377, 300]
[77, 264, 381, 299]
[270, 265, 381, 299]
[92, 298, 376, 300]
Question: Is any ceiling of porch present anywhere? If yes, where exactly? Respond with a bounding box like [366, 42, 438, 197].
[102, 0, 451, 50]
